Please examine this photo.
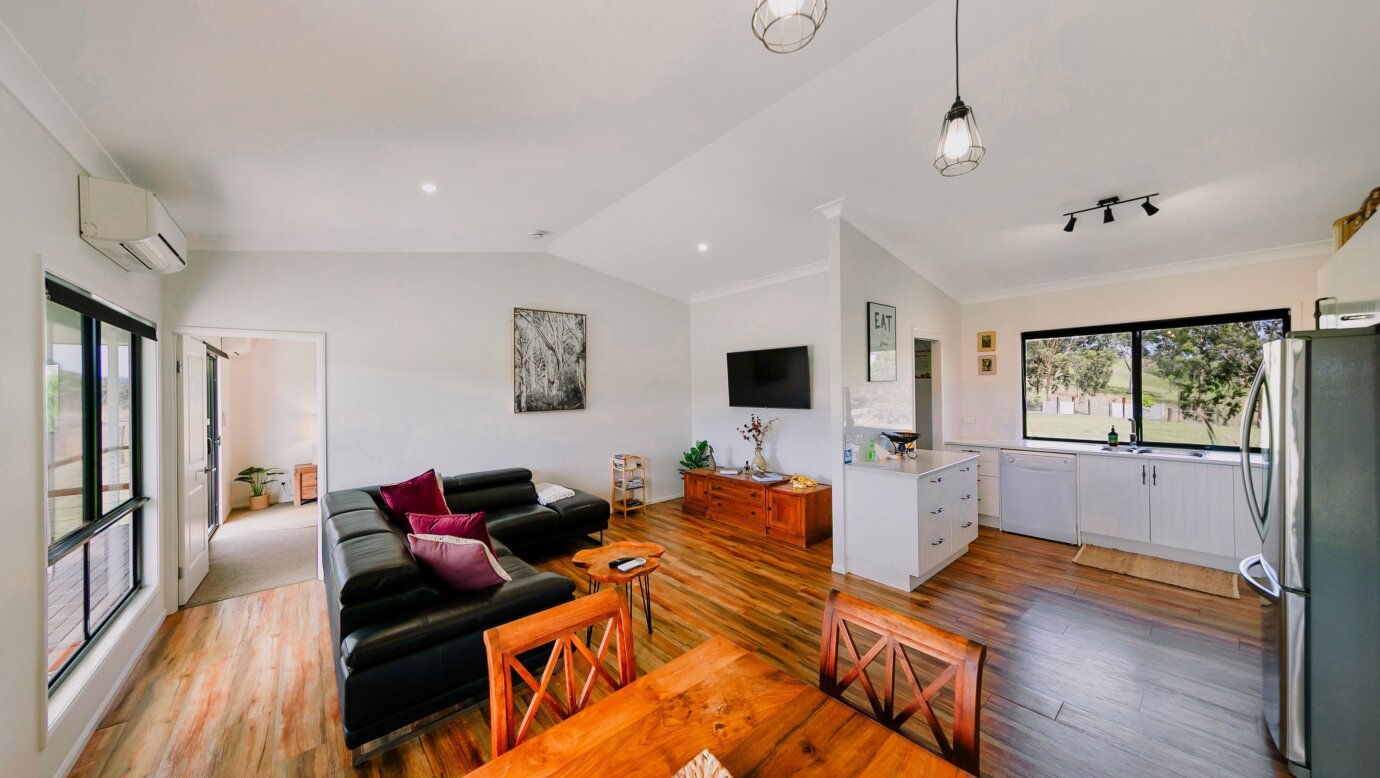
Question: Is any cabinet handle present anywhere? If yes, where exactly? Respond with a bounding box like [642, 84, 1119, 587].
[961, 521, 973, 528]
[1141, 465, 1146, 485]
[1152, 466, 1157, 486]
[960, 494, 972, 500]
[960, 466, 971, 472]
[930, 477, 944, 483]
[931, 537, 945, 546]
[931, 508, 944, 514]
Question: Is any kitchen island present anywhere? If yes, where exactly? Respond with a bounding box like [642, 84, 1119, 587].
[844, 450, 979, 591]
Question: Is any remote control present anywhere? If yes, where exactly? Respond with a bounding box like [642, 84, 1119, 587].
[616, 557, 647, 572]
[607, 557, 635, 568]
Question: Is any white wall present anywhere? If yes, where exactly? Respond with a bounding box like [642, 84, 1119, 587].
[957, 253, 1328, 441]
[839, 221, 962, 442]
[828, 216, 962, 573]
[163, 250, 691, 503]
[225, 338, 318, 507]
[690, 272, 832, 479]
[0, 82, 168, 778]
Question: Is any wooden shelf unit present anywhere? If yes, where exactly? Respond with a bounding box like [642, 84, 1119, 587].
[611, 454, 647, 518]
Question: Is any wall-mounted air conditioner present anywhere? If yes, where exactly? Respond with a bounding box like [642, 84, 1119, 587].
[79, 175, 187, 274]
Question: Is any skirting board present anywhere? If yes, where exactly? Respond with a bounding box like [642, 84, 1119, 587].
[1077, 532, 1239, 573]
[845, 544, 971, 592]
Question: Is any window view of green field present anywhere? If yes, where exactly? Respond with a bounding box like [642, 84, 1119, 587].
[1024, 317, 1283, 449]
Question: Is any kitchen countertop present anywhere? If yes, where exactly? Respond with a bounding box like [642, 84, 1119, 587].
[945, 437, 1262, 466]
[846, 449, 978, 479]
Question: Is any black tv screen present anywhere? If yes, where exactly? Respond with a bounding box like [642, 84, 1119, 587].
[727, 346, 811, 409]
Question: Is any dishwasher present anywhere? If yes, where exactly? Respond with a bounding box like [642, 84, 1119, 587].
[999, 450, 1078, 544]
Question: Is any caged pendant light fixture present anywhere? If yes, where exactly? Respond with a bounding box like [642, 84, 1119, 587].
[752, 0, 828, 54]
[934, 0, 984, 176]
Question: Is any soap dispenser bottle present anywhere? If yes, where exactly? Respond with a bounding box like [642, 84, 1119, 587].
[1108, 425, 1119, 448]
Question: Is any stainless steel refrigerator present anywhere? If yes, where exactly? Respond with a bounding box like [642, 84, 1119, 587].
[1238, 325, 1380, 776]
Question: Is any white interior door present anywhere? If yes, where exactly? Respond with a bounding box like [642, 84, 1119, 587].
[179, 336, 210, 604]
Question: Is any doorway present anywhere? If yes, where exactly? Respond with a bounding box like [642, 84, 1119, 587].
[177, 329, 326, 609]
[914, 338, 937, 450]
[206, 347, 224, 539]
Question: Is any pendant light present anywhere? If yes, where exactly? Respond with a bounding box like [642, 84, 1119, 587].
[934, 0, 984, 176]
[751, 0, 827, 54]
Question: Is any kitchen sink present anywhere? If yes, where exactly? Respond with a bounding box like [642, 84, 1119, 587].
[1134, 448, 1208, 457]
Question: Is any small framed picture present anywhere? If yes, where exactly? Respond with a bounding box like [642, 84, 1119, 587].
[867, 301, 897, 382]
[978, 355, 997, 375]
[977, 331, 996, 352]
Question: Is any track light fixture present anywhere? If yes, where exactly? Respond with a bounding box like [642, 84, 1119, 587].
[1061, 194, 1159, 233]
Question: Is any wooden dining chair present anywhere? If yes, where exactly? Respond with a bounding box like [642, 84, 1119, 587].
[818, 589, 988, 775]
[483, 588, 636, 758]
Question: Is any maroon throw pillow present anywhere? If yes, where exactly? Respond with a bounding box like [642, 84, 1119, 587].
[379, 469, 448, 525]
[408, 534, 511, 592]
[407, 512, 493, 552]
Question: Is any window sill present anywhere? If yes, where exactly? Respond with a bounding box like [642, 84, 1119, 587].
[46, 586, 160, 738]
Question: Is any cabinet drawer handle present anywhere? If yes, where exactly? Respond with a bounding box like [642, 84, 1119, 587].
[961, 521, 973, 528]
[960, 466, 971, 472]
[931, 508, 944, 514]
[960, 494, 972, 500]
[930, 477, 944, 483]
[931, 537, 945, 546]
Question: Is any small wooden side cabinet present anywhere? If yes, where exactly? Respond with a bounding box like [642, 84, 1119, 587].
[682, 468, 831, 547]
[767, 482, 833, 547]
[294, 464, 318, 507]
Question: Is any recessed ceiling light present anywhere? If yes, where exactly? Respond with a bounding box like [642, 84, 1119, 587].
[697, 243, 709, 253]
[421, 183, 438, 193]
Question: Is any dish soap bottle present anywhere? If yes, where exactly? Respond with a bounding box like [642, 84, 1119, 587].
[1107, 425, 1119, 448]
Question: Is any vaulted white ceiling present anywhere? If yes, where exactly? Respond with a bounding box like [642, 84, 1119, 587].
[3, 1, 1377, 301]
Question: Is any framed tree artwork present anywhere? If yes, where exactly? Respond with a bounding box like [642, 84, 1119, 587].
[978, 355, 997, 375]
[513, 308, 587, 412]
[977, 331, 996, 352]
[867, 302, 897, 382]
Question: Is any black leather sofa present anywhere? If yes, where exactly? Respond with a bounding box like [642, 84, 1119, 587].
[321, 468, 609, 750]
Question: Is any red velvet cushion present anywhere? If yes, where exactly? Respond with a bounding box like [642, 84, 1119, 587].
[379, 469, 448, 525]
[408, 534, 511, 592]
[406, 512, 492, 552]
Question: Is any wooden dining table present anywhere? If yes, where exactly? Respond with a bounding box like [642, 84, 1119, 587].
[466, 635, 968, 777]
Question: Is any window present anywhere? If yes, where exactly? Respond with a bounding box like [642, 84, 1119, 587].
[1021, 310, 1289, 451]
[44, 277, 154, 689]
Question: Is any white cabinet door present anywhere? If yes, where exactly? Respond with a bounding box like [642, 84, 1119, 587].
[1234, 465, 1267, 558]
[1077, 456, 1150, 542]
[1148, 461, 1236, 557]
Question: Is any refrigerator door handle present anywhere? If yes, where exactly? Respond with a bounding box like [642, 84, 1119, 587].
[1239, 362, 1269, 541]
[1239, 554, 1281, 602]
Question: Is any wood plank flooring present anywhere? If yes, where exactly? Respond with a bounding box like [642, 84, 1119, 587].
[71, 500, 1288, 777]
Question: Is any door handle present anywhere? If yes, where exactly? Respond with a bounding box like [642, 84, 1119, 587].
[1238, 555, 1280, 602]
[1239, 362, 1269, 540]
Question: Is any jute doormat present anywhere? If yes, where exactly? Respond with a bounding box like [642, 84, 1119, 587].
[1072, 544, 1240, 599]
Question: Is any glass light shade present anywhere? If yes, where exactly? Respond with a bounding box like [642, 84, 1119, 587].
[752, 0, 827, 54]
[933, 99, 985, 176]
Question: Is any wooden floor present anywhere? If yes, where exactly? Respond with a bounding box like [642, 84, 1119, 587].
[71, 501, 1287, 777]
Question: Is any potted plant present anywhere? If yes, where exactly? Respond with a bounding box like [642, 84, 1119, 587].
[737, 414, 780, 473]
[236, 466, 284, 510]
[678, 440, 714, 476]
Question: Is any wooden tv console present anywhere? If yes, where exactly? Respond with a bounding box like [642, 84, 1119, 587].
[682, 468, 832, 547]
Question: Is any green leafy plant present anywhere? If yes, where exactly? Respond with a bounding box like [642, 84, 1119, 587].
[235, 466, 284, 497]
[678, 440, 712, 474]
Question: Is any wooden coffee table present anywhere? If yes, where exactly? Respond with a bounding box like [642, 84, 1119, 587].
[571, 541, 665, 634]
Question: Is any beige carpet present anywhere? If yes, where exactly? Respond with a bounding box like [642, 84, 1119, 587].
[1072, 544, 1240, 599]
[184, 502, 319, 608]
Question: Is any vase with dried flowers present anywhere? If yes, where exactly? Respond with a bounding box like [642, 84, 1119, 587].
[737, 414, 781, 473]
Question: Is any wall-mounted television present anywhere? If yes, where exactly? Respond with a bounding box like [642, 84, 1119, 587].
[727, 346, 811, 409]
